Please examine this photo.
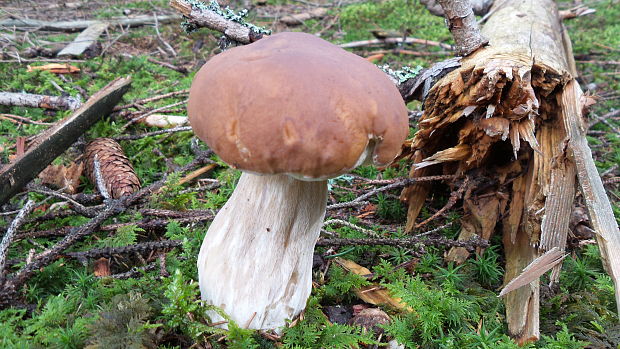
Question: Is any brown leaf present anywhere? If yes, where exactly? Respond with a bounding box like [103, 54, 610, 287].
[93, 257, 111, 277]
[334, 258, 409, 311]
[348, 308, 391, 334]
[365, 53, 385, 63]
[38, 162, 84, 194]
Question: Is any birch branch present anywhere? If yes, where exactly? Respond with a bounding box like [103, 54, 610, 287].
[0, 92, 82, 111]
[0, 200, 35, 281]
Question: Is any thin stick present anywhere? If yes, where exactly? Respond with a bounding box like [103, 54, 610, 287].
[339, 37, 453, 50]
[415, 177, 469, 229]
[121, 99, 187, 130]
[0, 113, 54, 126]
[113, 126, 192, 141]
[322, 219, 381, 238]
[26, 184, 103, 218]
[113, 89, 189, 111]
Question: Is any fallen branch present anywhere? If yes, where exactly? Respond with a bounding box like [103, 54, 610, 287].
[436, 0, 488, 56]
[0, 113, 54, 126]
[66, 240, 182, 262]
[339, 37, 452, 50]
[0, 200, 35, 280]
[0, 156, 207, 307]
[0, 15, 181, 32]
[0, 92, 82, 110]
[113, 89, 189, 111]
[316, 235, 488, 251]
[0, 77, 132, 206]
[169, 0, 268, 44]
[420, 0, 493, 17]
[113, 126, 192, 141]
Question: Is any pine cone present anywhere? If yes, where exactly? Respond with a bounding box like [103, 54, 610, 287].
[84, 138, 141, 199]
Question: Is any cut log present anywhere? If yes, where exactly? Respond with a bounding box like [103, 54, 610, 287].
[0, 77, 132, 206]
[400, 0, 619, 342]
[57, 22, 108, 57]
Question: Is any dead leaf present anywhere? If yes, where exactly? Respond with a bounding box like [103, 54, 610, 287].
[348, 308, 391, 334]
[93, 257, 111, 277]
[365, 53, 385, 63]
[38, 162, 84, 194]
[334, 258, 409, 311]
[27, 63, 80, 74]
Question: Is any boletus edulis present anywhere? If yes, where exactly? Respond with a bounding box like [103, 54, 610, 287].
[188, 32, 408, 330]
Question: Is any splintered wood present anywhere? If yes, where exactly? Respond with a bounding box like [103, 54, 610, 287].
[401, 0, 620, 343]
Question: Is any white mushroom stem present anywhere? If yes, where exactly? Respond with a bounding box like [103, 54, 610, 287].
[197, 172, 327, 330]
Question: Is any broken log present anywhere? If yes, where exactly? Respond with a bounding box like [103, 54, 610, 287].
[57, 22, 108, 57]
[0, 77, 132, 206]
[400, 0, 619, 343]
[0, 92, 82, 111]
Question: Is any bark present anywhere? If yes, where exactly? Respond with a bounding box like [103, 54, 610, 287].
[437, 0, 488, 56]
[0, 77, 132, 206]
[0, 92, 82, 111]
[400, 0, 618, 342]
[57, 22, 108, 57]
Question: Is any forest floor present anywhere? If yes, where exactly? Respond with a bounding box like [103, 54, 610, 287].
[0, 0, 619, 348]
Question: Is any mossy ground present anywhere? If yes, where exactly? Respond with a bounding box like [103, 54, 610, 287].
[0, 0, 619, 348]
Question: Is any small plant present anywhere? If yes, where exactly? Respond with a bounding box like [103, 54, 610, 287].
[97, 224, 141, 248]
[383, 275, 479, 345]
[469, 246, 503, 287]
[562, 255, 601, 290]
[375, 193, 406, 221]
[540, 323, 589, 349]
[324, 265, 371, 300]
[162, 269, 216, 341]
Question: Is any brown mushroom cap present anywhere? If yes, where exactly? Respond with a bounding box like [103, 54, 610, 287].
[188, 32, 408, 179]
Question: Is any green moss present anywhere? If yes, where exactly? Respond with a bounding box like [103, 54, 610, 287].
[339, 0, 450, 43]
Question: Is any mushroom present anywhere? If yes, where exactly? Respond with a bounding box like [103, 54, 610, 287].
[188, 32, 408, 330]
